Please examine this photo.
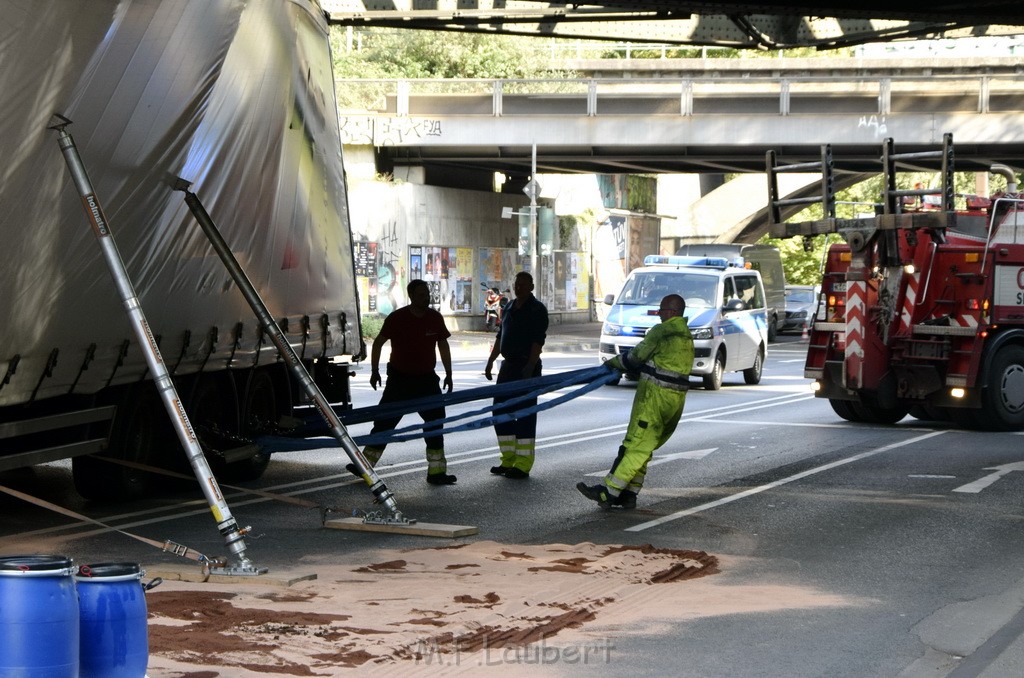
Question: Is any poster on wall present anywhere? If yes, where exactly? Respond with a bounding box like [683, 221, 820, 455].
[354, 241, 378, 313]
[409, 246, 423, 282]
[478, 247, 522, 311]
[551, 251, 589, 312]
[411, 245, 472, 314]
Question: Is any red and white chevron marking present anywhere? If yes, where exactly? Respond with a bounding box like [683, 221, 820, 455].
[844, 280, 866, 389]
[898, 270, 920, 334]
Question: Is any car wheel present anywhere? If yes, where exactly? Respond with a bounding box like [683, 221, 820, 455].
[702, 352, 724, 390]
[767, 313, 778, 342]
[743, 347, 764, 385]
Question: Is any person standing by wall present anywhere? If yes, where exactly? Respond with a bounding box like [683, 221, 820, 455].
[578, 294, 693, 508]
[484, 271, 548, 479]
[355, 279, 456, 485]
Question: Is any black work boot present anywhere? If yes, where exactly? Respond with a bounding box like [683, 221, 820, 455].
[576, 482, 614, 508]
[345, 463, 363, 479]
[613, 490, 638, 509]
[426, 473, 458, 485]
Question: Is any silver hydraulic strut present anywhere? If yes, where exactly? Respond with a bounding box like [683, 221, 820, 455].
[50, 116, 265, 575]
[173, 179, 411, 525]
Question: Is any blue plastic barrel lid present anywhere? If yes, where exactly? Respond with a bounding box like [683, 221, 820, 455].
[0, 554, 73, 571]
[76, 562, 141, 578]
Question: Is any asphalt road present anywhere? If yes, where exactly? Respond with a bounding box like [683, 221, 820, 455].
[3, 333, 1024, 677]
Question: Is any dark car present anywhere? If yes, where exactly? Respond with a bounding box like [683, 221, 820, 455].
[782, 285, 820, 334]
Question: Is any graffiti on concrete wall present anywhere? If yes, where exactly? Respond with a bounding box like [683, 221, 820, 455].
[339, 116, 373, 144]
[353, 220, 404, 316]
[377, 118, 442, 145]
[339, 116, 444, 145]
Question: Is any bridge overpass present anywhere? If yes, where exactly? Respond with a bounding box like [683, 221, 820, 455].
[337, 57, 1024, 241]
[337, 57, 1024, 179]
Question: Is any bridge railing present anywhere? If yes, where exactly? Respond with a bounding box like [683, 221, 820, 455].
[336, 73, 1024, 118]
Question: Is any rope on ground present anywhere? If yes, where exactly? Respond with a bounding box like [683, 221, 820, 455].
[0, 482, 210, 564]
[260, 365, 618, 452]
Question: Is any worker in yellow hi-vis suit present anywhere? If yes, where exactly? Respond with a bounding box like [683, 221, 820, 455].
[578, 294, 693, 509]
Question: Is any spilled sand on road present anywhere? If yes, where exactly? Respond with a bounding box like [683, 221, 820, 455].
[144, 540, 861, 676]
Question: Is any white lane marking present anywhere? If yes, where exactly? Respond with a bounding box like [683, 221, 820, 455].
[586, 448, 718, 477]
[625, 430, 949, 532]
[952, 461, 1024, 493]
[908, 474, 957, 479]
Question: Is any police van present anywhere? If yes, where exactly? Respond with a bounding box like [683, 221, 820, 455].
[598, 255, 768, 390]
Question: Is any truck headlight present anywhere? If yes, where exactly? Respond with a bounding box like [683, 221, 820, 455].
[691, 327, 713, 340]
[602, 323, 622, 336]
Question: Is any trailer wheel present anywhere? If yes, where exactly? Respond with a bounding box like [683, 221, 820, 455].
[73, 383, 173, 501]
[703, 351, 724, 390]
[227, 369, 279, 481]
[978, 345, 1024, 431]
[743, 347, 764, 385]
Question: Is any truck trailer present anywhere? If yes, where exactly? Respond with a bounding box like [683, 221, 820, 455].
[0, 0, 362, 500]
[768, 135, 1024, 430]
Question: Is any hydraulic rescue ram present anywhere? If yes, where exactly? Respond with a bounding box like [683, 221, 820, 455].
[173, 179, 411, 526]
[50, 116, 265, 576]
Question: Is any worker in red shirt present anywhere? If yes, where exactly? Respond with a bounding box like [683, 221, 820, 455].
[353, 279, 456, 484]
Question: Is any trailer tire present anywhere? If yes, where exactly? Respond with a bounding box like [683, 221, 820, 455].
[73, 383, 173, 501]
[978, 345, 1024, 431]
[227, 369, 280, 481]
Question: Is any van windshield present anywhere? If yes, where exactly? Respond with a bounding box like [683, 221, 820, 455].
[616, 272, 719, 307]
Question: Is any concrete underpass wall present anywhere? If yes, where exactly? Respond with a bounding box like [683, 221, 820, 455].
[346, 180, 592, 330]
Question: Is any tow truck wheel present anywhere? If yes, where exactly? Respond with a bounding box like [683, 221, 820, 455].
[743, 347, 764, 385]
[829, 398, 866, 423]
[908, 404, 950, 423]
[855, 394, 908, 425]
[979, 345, 1024, 431]
[703, 351, 724, 390]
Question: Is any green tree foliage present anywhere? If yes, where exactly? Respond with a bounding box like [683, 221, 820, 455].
[331, 28, 555, 79]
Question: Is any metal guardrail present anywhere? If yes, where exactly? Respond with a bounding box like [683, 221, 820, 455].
[336, 72, 1024, 118]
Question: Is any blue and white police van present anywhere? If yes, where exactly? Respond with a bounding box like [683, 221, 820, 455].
[598, 255, 769, 390]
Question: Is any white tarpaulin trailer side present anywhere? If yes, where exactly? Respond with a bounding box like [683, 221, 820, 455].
[0, 0, 360, 408]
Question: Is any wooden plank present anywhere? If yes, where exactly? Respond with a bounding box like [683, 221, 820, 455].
[145, 565, 317, 587]
[324, 516, 479, 538]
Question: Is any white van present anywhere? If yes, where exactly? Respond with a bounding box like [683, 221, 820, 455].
[598, 255, 768, 390]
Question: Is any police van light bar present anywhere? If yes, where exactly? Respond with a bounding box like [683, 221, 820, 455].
[643, 254, 736, 269]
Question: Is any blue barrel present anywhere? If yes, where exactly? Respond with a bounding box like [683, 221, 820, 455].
[76, 562, 149, 678]
[0, 554, 79, 678]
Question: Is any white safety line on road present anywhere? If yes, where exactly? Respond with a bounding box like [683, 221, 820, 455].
[625, 430, 949, 532]
[952, 461, 1024, 494]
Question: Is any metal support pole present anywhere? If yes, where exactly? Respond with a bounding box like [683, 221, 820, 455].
[173, 180, 410, 525]
[49, 116, 263, 575]
[530, 143, 538, 279]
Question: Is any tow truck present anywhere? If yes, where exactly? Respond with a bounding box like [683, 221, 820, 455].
[767, 134, 1024, 430]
